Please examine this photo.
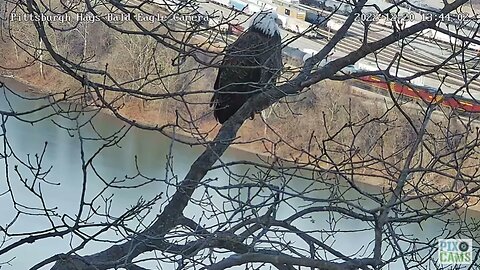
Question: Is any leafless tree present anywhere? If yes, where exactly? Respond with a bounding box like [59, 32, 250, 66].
[0, 0, 479, 269]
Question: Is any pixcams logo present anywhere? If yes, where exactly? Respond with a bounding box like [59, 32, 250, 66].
[438, 239, 472, 265]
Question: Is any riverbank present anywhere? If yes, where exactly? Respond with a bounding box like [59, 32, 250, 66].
[0, 73, 275, 159]
[1, 74, 479, 215]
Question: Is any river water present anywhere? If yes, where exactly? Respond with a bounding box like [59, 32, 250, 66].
[0, 82, 478, 269]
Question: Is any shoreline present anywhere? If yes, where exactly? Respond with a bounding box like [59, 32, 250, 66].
[0, 75, 44, 96]
[0, 74, 277, 159]
[1, 74, 479, 215]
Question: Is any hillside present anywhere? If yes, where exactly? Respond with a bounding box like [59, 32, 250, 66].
[1, 6, 479, 212]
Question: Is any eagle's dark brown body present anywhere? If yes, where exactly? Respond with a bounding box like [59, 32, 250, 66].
[211, 26, 283, 124]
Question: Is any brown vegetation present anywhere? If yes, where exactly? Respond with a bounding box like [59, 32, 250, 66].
[2, 17, 480, 206]
[2, 0, 480, 269]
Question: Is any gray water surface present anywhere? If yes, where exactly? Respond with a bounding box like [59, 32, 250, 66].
[0, 84, 477, 269]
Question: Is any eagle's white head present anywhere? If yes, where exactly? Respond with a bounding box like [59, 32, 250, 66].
[249, 11, 282, 37]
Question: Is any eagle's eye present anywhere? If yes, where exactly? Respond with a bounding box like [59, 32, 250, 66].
[274, 17, 282, 26]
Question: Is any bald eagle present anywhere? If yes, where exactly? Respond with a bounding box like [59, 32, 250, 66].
[211, 11, 283, 124]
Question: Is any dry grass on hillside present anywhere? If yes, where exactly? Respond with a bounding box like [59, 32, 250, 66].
[1, 17, 479, 209]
